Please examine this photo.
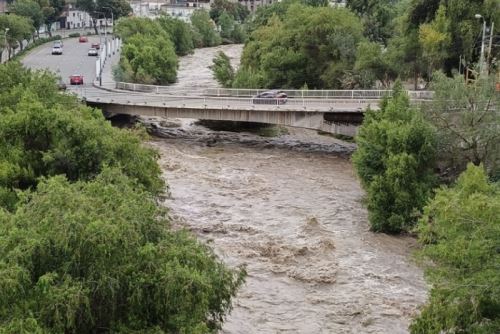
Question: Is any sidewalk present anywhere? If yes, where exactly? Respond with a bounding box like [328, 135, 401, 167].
[94, 42, 121, 90]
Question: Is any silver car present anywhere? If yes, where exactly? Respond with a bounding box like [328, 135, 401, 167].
[52, 46, 63, 55]
[88, 48, 98, 56]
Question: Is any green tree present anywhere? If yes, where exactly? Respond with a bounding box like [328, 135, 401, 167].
[157, 15, 195, 56]
[347, 0, 397, 44]
[120, 34, 178, 85]
[0, 168, 245, 333]
[238, 4, 364, 89]
[41, 0, 64, 37]
[9, 0, 44, 39]
[209, 0, 249, 23]
[355, 41, 398, 87]
[0, 14, 34, 58]
[218, 10, 234, 40]
[0, 62, 164, 209]
[77, 0, 131, 35]
[411, 164, 500, 334]
[191, 9, 221, 47]
[418, 5, 450, 79]
[352, 83, 436, 233]
[210, 51, 234, 87]
[423, 72, 500, 179]
[114, 16, 163, 41]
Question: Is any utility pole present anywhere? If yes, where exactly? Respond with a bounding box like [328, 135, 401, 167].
[479, 18, 486, 75]
[487, 21, 494, 74]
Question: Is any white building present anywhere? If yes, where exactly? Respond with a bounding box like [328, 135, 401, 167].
[62, 5, 112, 29]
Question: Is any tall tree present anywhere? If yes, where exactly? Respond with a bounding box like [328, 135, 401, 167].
[411, 164, 500, 334]
[77, 0, 131, 34]
[352, 83, 436, 233]
[423, 71, 500, 180]
[9, 0, 44, 39]
[191, 9, 221, 47]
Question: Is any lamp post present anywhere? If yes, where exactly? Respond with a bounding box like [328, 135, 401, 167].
[102, 7, 113, 57]
[475, 14, 487, 76]
[4, 28, 10, 62]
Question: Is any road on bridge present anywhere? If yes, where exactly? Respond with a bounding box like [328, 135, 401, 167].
[20, 39, 378, 114]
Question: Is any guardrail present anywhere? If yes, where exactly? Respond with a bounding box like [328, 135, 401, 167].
[73, 87, 379, 112]
[114, 82, 434, 100]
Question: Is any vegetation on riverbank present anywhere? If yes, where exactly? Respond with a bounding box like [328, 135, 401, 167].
[211, 0, 499, 89]
[352, 74, 499, 332]
[0, 61, 245, 332]
[114, 0, 248, 85]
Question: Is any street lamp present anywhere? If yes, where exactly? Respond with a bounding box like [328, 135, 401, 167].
[102, 6, 114, 57]
[475, 14, 487, 75]
[4, 28, 10, 61]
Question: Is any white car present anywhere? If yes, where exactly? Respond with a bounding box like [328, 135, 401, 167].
[52, 46, 63, 55]
[88, 48, 98, 56]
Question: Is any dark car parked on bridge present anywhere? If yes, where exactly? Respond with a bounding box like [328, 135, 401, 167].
[252, 90, 288, 105]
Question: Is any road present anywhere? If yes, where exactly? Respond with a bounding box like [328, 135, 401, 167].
[22, 35, 104, 87]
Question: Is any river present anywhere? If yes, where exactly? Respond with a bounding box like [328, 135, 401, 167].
[146, 45, 427, 333]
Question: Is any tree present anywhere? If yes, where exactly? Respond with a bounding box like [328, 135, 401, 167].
[9, 0, 44, 39]
[411, 164, 500, 334]
[0, 62, 164, 209]
[41, 0, 64, 37]
[423, 71, 500, 180]
[114, 16, 163, 41]
[352, 83, 436, 233]
[237, 4, 364, 89]
[120, 34, 178, 85]
[210, 0, 249, 24]
[157, 15, 195, 56]
[210, 51, 234, 87]
[347, 0, 397, 45]
[355, 41, 398, 87]
[191, 9, 221, 47]
[418, 5, 450, 79]
[0, 14, 34, 58]
[218, 10, 234, 40]
[0, 168, 245, 333]
[77, 0, 132, 35]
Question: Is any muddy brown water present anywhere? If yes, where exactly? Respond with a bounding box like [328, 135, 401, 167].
[145, 45, 427, 333]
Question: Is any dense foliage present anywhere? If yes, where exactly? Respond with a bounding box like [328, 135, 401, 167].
[423, 71, 500, 180]
[0, 170, 244, 333]
[411, 164, 500, 333]
[0, 61, 245, 332]
[114, 12, 227, 84]
[352, 84, 436, 233]
[0, 14, 34, 58]
[0, 62, 163, 209]
[190, 9, 222, 47]
[210, 51, 234, 87]
[234, 4, 364, 89]
[76, 0, 132, 34]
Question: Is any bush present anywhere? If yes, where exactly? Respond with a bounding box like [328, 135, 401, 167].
[68, 32, 81, 37]
[411, 164, 500, 333]
[352, 83, 436, 233]
[0, 169, 245, 333]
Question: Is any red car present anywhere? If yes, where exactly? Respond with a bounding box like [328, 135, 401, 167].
[91, 42, 100, 49]
[69, 74, 84, 85]
[79, 36, 88, 43]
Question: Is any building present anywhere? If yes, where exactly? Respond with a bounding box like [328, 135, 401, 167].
[159, 0, 210, 21]
[237, 0, 274, 13]
[60, 5, 112, 29]
[0, 0, 8, 14]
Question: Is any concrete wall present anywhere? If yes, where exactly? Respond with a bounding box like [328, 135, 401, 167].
[95, 103, 360, 137]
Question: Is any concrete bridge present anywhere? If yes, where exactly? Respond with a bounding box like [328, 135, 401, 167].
[79, 85, 432, 137]
[21, 37, 432, 137]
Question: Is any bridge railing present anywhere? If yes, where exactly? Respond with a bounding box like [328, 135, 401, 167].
[114, 82, 434, 100]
